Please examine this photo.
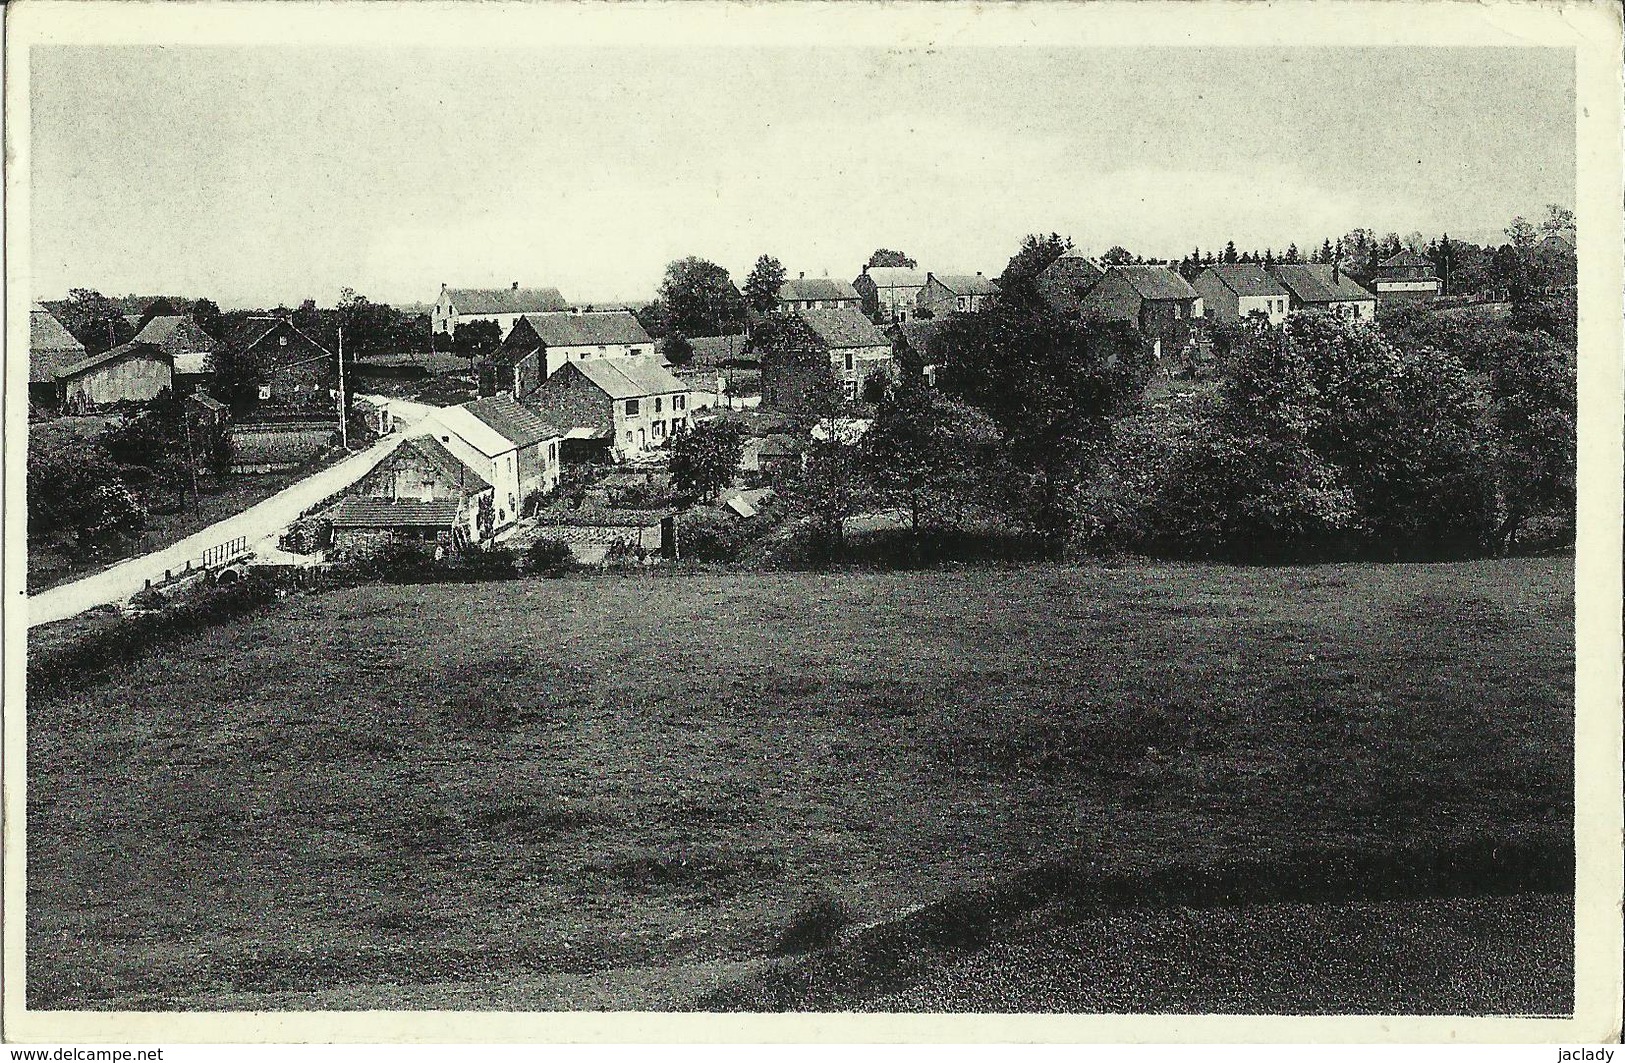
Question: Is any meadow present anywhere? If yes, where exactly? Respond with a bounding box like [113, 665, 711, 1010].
[27, 558, 1573, 1011]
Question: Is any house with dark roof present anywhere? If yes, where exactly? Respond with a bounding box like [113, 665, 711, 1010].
[889, 319, 947, 387]
[30, 304, 87, 407]
[1077, 265, 1204, 366]
[524, 357, 693, 462]
[853, 266, 929, 323]
[130, 315, 217, 389]
[1268, 264, 1377, 321]
[346, 434, 497, 546]
[326, 497, 467, 558]
[432, 282, 572, 339]
[226, 316, 339, 416]
[916, 272, 998, 317]
[777, 274, 862, 313]
[1192, 264, 1292, 325]
[1036, 252, 1106, 316]
[425, 395, 563, 526]
[1369, 249, 1443, 302]
[479, 311, 656, 398]
[760, 306, 894, 410]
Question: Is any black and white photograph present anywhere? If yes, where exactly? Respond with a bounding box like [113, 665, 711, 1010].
[5, 0, 1620, 1046]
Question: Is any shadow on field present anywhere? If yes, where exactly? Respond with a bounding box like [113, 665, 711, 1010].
[701, 832, 1572, 1012]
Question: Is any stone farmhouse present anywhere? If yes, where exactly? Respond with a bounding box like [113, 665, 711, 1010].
[1268, 264, 1378, 321]
[1192, 264, 1292, 325]
[525, 358, 693, 462]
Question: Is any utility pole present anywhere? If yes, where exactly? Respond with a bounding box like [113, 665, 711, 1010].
[337, 325, 349, 451]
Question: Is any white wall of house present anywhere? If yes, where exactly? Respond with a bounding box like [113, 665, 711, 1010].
[1238, 294, 1288, 325]
[543, 342, 656, 377]
[610, 391, 694, 459]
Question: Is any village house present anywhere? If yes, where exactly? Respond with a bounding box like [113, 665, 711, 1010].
[853, 265, 929, 323]
[425, 395, 563, 528]
[915, 272, 999, 317]
[524, 358, 693, 462]
[55, 341, 172, 412]
[226, 316, 339, 415]
[1077, 265, 1205, 366]
[325, 498, 467, 559]
[1369, 249, 1443, 302]
[344, 434, 496, 546]
[432, 282, 572, 339]
[29, 304, 87, 408]
[777, 275, 863, 313]
[129, 315, 217, 393]
[1268, 264, 1378, 321]
[1036, 251, 1106, 316]
[889, 319, 946, 387]
[479, 311, 656, 398]
[760, 306, 894, 410]
[1192, 263, 1292, 325]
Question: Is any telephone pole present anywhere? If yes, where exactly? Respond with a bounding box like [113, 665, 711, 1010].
[337, 325, 349, 450]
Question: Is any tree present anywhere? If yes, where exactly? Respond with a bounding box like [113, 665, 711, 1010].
[1284, 243, 1300, 263]
[937, 303, 1154, 553]
[65, 289, 133, 355]
[660, 335, 695, 367]
[1540, 204, 1576, 238]
[995, 233, 1073, 305]
[190, 298, 225, 340]
[861, 378, 999, 555]
[667, 420, 746, 502]
[1221, 241, 1238, 264]
[1487, 330, 1575, 549]
[867, 249, 917, 269]
[27, 449, 147, 553]
[1101, 246, 1134, 266]
[336, 288, 400, 360]
[452, 319, 501, 362]
[742, 255, 788, 317]
[658, 257, 747, 337]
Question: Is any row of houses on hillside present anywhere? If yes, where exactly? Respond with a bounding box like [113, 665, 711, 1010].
[849, 267, 999, 323]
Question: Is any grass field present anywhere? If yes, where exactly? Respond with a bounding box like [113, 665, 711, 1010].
[27, 559, 1573, 1011]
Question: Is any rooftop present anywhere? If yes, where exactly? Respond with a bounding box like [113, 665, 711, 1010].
[570, 357, 690, 399]
[444, 286, 571, 316]
[796, 306, 890, 350]
[327, 497, 461, 528]
[779, 277, 861, 303]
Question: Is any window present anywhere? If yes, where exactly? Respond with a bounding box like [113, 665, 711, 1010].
[654, 397, 663, 413]
[549, 442, 557, 461]
[844, 352, 854, 371]
[258, 385, 272, 400]
[844, 380, 858, 400]
[279, 335, 288, 347]
[626, 398, 640, 416]
[674, 394, 685, 411]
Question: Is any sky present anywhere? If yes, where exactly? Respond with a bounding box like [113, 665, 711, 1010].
[29, 45, 1574, 310]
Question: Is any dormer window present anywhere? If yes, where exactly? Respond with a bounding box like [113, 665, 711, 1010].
[279, 335, 288, 346]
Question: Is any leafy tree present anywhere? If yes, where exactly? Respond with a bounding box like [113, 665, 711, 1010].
[742, 255, 788, 317]
[27, 449, 147, 552]
[634, 299, 669, 339]
[995, 233, 1073, 305]
[937, 303, 1154, 553]
[1100, 246, 1134, 266]
[1540, 204, 1575, 238]
[336, 288, 401, 359]
[661, 335, 695, 367]
[658, 257, 747, 337]
[667, 419, 746, 501]
[1505, 216, 1540, 255]
[190, 298, 225, 340]
[65, 289, 134, 355]
[1487, 330, 1575, 549]
[452, 319, 502, 361]
[861, 379, 999, 553]
[867, 249, 918, 269]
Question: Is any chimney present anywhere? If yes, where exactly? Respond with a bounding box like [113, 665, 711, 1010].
[861, 264, 869, 275]
[1332, 264, 1340, 283]
[799, 272, 805, 280]
[976, 271, 983, 277]
[511, 281, 519, 291]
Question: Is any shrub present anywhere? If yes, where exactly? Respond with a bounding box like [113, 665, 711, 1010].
[29, 574, 280, 697]
[452, 544, 519, 580]
[524, 537, 576, 577]
[676, 506, 757, 562]
[772, 891, 851, 955]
